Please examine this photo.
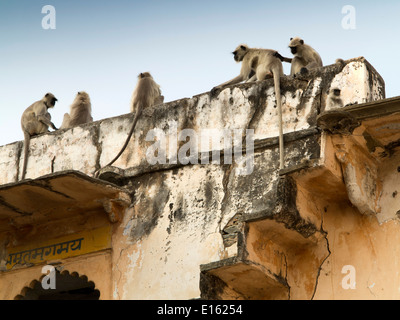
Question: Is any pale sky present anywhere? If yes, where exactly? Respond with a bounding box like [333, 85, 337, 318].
[1, 0, 399, 147]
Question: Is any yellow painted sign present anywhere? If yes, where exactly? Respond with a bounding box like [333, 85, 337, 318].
[5, 226, 111, 270]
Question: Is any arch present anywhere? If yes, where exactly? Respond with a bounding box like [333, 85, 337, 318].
[14, 269, 100, 300]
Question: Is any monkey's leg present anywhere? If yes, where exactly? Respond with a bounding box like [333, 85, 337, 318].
[154, 95, 164, 105]
[304, 61, 321, 73]
[216, 75, 245, 88]
[60, 113, 71, 129]
[255, 65, 271, 82]
[245, 75, 257, 82]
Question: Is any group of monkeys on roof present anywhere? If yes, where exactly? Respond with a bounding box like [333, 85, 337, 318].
[20, 37, 342, 181]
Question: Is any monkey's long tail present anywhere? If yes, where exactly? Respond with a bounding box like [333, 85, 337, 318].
[103, 107, 143, 168]
[21, 132, 31, 180]
[273, 70, 284, 170]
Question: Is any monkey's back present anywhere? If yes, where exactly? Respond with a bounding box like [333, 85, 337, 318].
[246, 48, 281, 66]
[245, 48, 283, 77]
[69, 99, 93, 126]
[131, 77, 161, 113]
[21, 101, 49, 135]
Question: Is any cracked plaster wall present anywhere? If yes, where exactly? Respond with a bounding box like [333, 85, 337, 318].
[0, 57, 394, 300]
[0, 58, 383, 184]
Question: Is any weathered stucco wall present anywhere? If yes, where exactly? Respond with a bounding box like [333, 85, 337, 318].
[3, 56, 400, 300]
[0, 57, 383, 184]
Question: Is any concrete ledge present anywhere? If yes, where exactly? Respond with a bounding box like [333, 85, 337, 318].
[200, 257, 289, 300]
[0, 170, 131, 231]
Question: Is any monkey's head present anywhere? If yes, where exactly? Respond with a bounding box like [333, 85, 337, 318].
[331, 88, 341, 97]
[138, 72, 153, 79]
[289, 37, 304, 56]
[232, 44, 248, 62]
[44, 93, 58, 108]
[75, 91, 90, 102]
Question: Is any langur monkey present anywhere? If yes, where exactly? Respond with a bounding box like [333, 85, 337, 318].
[101, 72, 164, 169]
[211, 44, 285, 169]
[275, 37, 323, 76]
[130, 76, 164, 113]
[326, 88, 343, 109]
[20, 93, 58, 180]
[211, 44, 283, 92]
[60, 91, 93, 129]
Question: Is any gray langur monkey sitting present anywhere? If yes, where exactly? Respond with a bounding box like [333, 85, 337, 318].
[274, 37, 323, 76]
[97, 72, 164, 172]
[130, 74, 164, 113]
[326, 88, 344, 109]
[60, 91, 93, 129]
[20, 93, 58, 180]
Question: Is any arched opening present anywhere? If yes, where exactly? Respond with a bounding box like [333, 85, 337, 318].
[14, 270, 100, 300]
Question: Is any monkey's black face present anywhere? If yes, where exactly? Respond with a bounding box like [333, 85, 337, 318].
[51, 98, 57, 106]
[232, 51, 239, 62]
[232, 51, 245, 62]
[333, 89, 341, 96]
[290, 46, 297, 55]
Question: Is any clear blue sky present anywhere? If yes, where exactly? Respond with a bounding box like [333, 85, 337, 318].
[1, 0, 399, 147]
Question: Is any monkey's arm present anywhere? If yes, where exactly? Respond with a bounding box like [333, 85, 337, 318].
[33, 104, 56, 130]
[274, 52, 292, 63]
[245, 74, 257, 83]
[45, 112, 58, 130]
[37, 114, 58, 130]
[211, 58, 254, 96]
[50, 122, 58, 130]
[216, 74, 246, 88]
[211, 74, 246, 96]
